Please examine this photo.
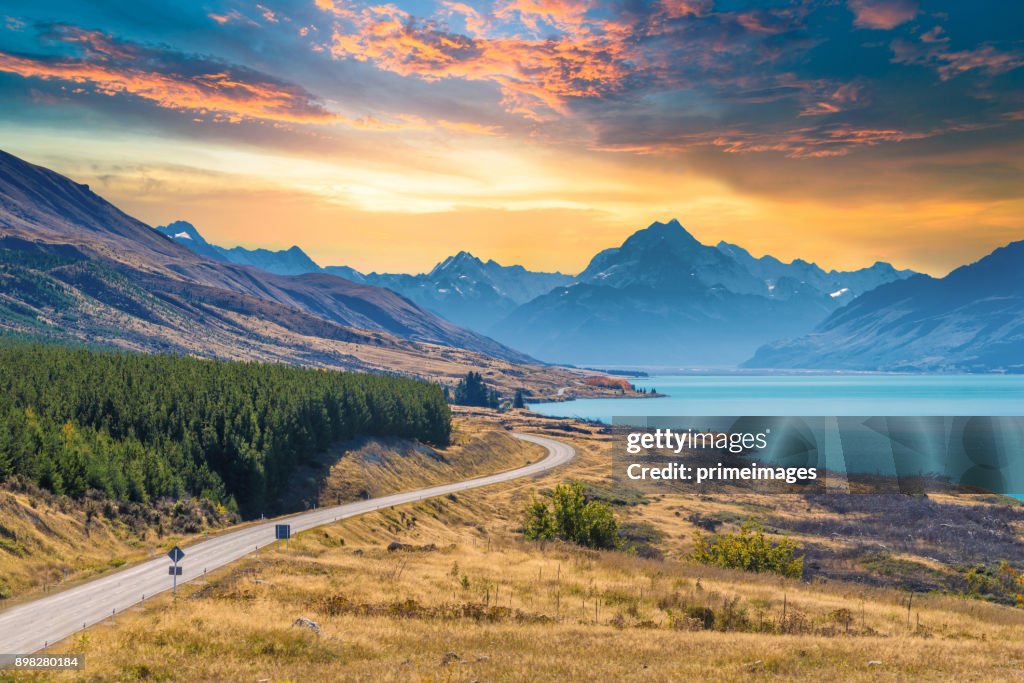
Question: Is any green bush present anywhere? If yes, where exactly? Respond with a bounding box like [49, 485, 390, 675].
[692, 519, 803, 579]
[523, 482, 620, 549]
[523, 499, 555, 541]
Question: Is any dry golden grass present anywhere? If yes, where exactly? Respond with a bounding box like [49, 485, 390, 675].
[275, 420, 542, 512]
[26, 516, 1024, 682]
[16, 414, 1024, 682]
[0, 420, 538, 602]
[0, 488, 215, 604]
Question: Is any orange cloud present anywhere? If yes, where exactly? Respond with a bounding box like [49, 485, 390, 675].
[321, 1, 637, 120]
[660, 0, 712, 19]
[0, 27, 336, 124]
[495, 0, 592, 32]
[0, 25, 505, 136]
[0, 51, 339, 124]
[593, 123, 953, 159]
[206, 10, 259, 27]
[440, 2, 490, 37]
[800, 82, 863, 116]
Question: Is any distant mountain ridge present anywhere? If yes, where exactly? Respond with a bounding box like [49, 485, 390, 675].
[156, 221, 323, 276]
[573, 219, 915, 303]
[716, 240, 916, 303]
[358, 252, 573, 330]
[163, 217, 915, 366]
[746, 241, 1024, 372]
[161, 222, 573, 330]
[490, 220, 918, 366]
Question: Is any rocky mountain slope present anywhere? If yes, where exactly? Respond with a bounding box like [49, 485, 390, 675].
[0, 150, 527, 363]
[746, 241, 1024, 372]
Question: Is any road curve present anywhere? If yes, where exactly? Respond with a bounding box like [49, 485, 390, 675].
[0, 432, 574, 659]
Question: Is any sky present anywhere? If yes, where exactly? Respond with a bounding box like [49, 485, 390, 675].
[1, 0, 1022, 276]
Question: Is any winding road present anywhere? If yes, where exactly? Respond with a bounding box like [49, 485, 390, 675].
[0, 432, 574, 661]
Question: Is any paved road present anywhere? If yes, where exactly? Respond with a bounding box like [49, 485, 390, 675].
[0, 433, 574, 660]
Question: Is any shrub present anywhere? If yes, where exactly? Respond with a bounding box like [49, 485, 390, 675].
[692, 519, 803, 579]
[523, 499, 555, 541]
[963, 561, 1024, 606]
[522, 482, 620, 549]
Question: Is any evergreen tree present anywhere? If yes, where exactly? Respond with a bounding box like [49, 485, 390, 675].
[0, 338, 452, 517]
[512, 389, 525, 409]
[452, 371, 497, 407]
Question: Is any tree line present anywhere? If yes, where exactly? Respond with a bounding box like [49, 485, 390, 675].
[0, 339, 451, 517]
[449, 371, 526, 409]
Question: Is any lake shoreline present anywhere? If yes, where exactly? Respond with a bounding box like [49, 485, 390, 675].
[530, 373, 1024, 423]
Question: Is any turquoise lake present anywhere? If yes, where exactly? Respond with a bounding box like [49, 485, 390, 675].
[532, 374, 1024, 498]
[531, 375, 1024, 422]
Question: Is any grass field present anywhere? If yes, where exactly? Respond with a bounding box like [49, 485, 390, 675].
[5, 410, 1024, 681]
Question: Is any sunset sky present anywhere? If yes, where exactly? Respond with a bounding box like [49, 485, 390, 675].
[1, 0, 1022, 275]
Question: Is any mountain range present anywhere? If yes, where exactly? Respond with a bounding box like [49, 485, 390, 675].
[746, 241, 1024, 372]
[157, 222, 572, 330]
[0, 152, 521, 359]
[162, 218, 918, 366]
[343, 252, 573, 330]
[490, 220, 917, 366]
[156, 221, 323, 275]
[7, 148, 1017, 373]
[1, 150, 601, 399]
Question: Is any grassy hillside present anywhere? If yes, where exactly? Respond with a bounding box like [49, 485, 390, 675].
[0, 483, 231, 604]
[276, 420, 543, 513]
[0, 423, 539, 602]
[25, 413, 1024, 681]
[52, 536, 1021, 681]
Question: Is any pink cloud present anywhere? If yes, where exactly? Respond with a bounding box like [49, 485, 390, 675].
[0, 27, 338, 124]
[919, 26, 947, 44]
[659, 0, 712, 19]
[892, 39, 1024, 80]
[848, 0, 917, 30]
[800, 82, 864, 116]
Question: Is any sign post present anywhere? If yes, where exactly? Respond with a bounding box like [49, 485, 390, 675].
[275, 524, 291, 551]
[167, 546, 185, 595]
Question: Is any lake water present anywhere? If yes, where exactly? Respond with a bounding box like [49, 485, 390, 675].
[532, 374, 1024, 499]
[531, 375, 1024, 423]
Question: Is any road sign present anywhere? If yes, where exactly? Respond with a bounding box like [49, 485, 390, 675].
[167, 546, 185, 595]
[275, 524, 291, 540]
